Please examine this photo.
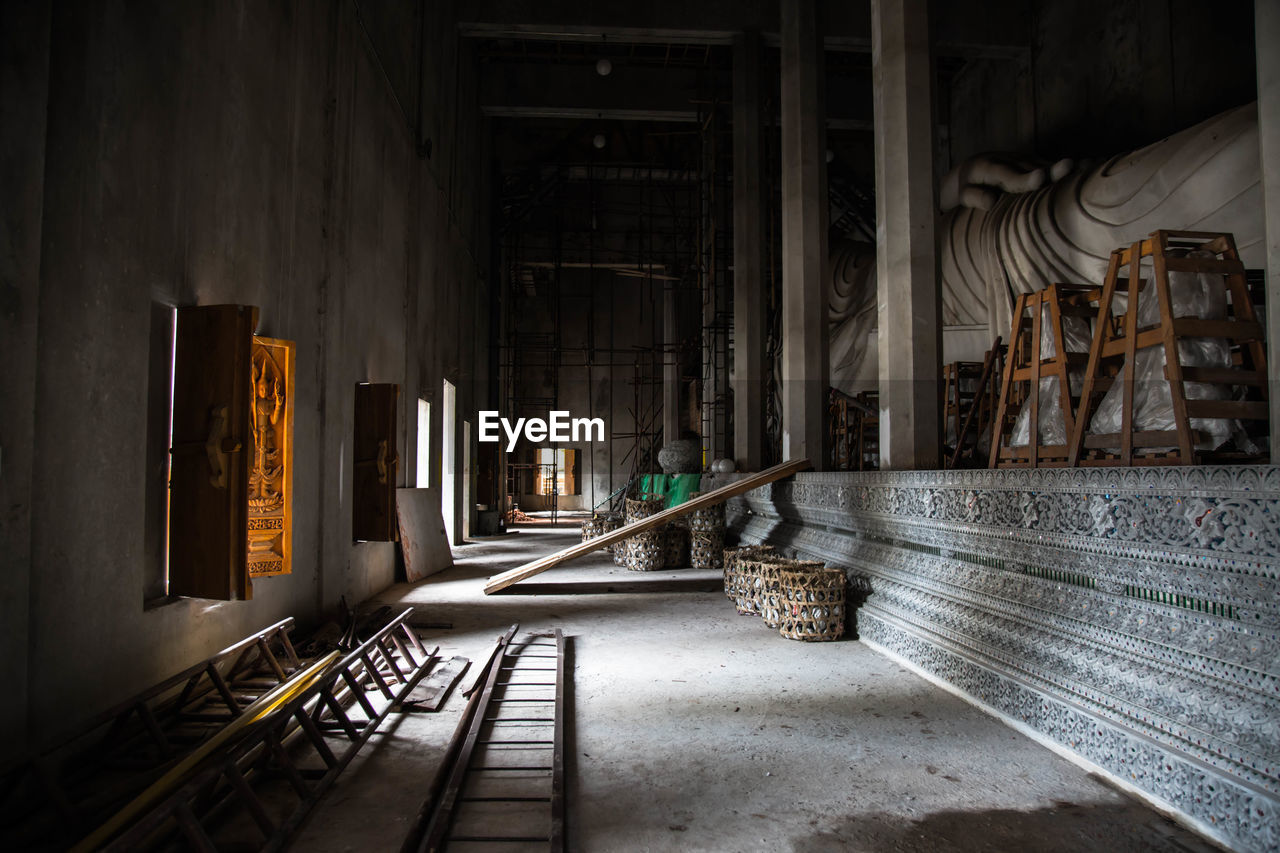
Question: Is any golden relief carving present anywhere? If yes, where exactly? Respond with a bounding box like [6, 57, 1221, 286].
[248, 337, 295, 578]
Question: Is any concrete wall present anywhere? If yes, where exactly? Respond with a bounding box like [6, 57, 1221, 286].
[0, 0, 488, 755]
[0, 0, 52, 759]
[946, 0, 1257, 167]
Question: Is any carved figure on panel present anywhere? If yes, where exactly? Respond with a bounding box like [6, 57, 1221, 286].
[247, 337, 294, 578]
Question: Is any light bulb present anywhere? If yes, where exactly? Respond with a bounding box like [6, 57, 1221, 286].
[596, 58, 612, 77]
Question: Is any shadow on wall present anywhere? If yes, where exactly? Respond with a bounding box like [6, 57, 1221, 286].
[789, 800, 1204, 853]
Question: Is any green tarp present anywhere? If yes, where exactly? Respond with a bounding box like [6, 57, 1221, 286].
[639, 472, 702, 508]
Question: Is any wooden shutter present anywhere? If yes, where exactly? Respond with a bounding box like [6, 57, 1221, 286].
[168, 305, 257, 600]
[247, 336, 295, 578]
[353, 383, 400, 541]
[563, 449, 577, 495]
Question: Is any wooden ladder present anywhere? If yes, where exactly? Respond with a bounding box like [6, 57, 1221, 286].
[1068, 230, 1269, 466]
[854, 390, 880, 470]
[947, 338, 1004, 469]
[943, 360, 985, 464]
[990, 284, 1100, 468]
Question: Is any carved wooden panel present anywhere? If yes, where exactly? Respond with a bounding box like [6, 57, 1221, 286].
[247, 336, 295, 578]
[168, 305, 257, 600]
[353, 383, 400, 541]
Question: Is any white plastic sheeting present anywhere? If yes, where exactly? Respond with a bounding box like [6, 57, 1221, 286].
[1009, 305, 1092, 447]
[1088, 250, 1237, 451]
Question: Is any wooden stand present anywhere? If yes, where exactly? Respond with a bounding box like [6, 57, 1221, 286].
[946, 338, 1004, 469]
[943, 361, 983, 451]
[829, 389, 879, 471]
[1068, 230, 1269, 466]
[854, 390, 879, 470]
[829, 389, 858, 471]
[990, 284, 1100, 468]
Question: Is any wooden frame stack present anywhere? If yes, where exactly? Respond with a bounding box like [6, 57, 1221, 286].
[990, 283, 1100, 468]
[942, 359, 990, 467]
[854, 390, 879, 470]
[1067, 230, 1269, 466]
[828, 389, 858, 471]
[946, 338, 1004, 469]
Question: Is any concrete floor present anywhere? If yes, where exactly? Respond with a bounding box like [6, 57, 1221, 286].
[296, 525, 1217, 853]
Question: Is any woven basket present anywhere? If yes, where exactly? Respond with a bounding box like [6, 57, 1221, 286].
[625, 529, 665, 571]
[734, 558, 770, 615]
[581, 518, 607, 543]
[663, 525, 689, 567]
[686, 492, 726, 533]
[620, 496, 665, 568]
[600, 516, 622, 555]
[625, 495, 665, 520]
[757, 560, 825, 628]
[690, 529, 724, 569]
[722, 545, 778, 603]
[778, 567, 846, 641]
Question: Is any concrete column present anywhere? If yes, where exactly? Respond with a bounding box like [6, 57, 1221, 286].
[733, 30, 766, 472]
[871, 0, 941, 470]
[1258, 1, 1280, 461]
[663, 281, 680, 446]
[780, 0, 829, 468]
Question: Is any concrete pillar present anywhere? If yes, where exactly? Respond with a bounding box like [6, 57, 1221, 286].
[663, 281, 680, 446]
[780, 0, 829, 468]
[732, 30, 766, 471]
[871, 0, 941, 470]
[1258, 1, 1280, 461]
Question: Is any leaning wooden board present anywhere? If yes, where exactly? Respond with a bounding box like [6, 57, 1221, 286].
[483, 458, 810, 594]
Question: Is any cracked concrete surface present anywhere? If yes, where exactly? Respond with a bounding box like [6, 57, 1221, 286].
[297, 524, 1217, 852]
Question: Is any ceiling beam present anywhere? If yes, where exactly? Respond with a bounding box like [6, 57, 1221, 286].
[459, 0, 1030, 57]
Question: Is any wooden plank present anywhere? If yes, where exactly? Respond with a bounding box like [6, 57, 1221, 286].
[1184, 399, 1271, 420]
[491, 577, 723, 595]
[399, 656, 471, 712]
[1171, 318, 1264, 341]
[396, 488, 454, 582]
[550, 629, 565, 853]
[1178, 366, 1268, 386]
[482, 459, 810, 594]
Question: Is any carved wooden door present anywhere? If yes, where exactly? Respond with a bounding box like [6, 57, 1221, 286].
[353, 383, 400, 541]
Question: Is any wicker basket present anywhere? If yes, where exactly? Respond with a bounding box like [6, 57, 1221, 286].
[778, 567, 847, 641]
[620, 496, 665, 569]
[625, 529, 665, 571]
[686, 492, 726, 533]
[598, 515, 622, 556]
[625, 495, 663, 517]
[734, 558, 770, 615]
[663, 525, 689, 568]
[690, 529, 724, 569]
[722, 545, 778, 603]
[758, 560, 824, 628]
[581, 517, 607, 543]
